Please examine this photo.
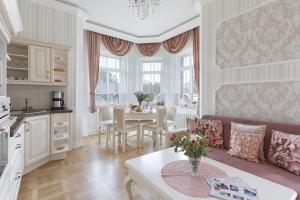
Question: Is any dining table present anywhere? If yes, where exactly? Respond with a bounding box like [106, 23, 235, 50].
[124, 109, 157, 147]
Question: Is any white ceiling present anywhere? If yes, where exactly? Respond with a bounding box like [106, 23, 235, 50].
[57, 0, 199, 38]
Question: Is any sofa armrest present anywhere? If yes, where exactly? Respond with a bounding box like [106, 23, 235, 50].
[166, 128, 189, 147]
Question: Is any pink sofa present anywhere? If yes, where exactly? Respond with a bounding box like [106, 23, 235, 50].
[168, 115, 300, 199]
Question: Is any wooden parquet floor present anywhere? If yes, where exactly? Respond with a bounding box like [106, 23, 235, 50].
[18, 134, 160, 200]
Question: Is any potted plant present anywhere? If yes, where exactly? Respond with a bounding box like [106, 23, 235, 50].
[134, 91, 148, 106]
[174, 134, 209, 176]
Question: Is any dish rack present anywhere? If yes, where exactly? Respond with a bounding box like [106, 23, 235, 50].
[51, 113, 70, 158]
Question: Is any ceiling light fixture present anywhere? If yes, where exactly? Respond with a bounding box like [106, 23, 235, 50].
[129, 0, 162, 20]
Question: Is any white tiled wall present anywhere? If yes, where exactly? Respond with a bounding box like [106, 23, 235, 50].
[7, 85, 65, 110]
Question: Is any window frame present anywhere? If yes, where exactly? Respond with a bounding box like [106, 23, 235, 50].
[96, 55, 122, 103]
[179, 53, 198, 106]
[141, 60, 162, 94]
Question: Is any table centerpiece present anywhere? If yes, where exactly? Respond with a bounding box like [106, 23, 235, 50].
[174, 134, 209, 177]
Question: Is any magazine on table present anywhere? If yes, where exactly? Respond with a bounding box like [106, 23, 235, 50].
[207, 177, 259, 200]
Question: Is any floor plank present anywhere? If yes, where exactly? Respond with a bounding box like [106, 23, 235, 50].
[18, 134, 161, 200]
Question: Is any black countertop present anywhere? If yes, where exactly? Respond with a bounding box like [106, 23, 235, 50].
[10, 109, 73, 137]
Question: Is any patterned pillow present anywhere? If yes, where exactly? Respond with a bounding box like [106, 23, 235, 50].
[268, 130, 300, 175]
[228, 131, 264, 163]
[194, 119, 223, 148]
[231, 122, 266, 160]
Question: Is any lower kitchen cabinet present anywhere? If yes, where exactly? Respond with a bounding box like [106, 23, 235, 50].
[0, 123, 24, 200]
[24, 115, 50, 166]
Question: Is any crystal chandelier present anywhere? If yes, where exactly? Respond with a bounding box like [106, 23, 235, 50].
[129, 0, 162, 20]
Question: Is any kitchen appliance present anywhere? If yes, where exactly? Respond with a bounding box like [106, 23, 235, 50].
[51, 91, 65, 110]
[0, 96, 11, 177]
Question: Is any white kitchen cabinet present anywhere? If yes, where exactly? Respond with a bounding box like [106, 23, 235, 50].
[29, 45, 51, 82]
[0, 123, 25, 200]
[24, 115, 50, 166]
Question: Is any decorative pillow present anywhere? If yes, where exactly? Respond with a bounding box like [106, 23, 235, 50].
[268, 130, 300, 175]
[228, 131, 264, 163]
[231, 122, 266, 160]
[194, 119, 223, 148]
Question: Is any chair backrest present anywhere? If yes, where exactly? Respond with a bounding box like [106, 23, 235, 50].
[113, 106, 125, 130]
[166, 106, 177, 121]
[99, 106, 110, 122]
[156, 106, 167, 128]
[186, 118, 195, 133]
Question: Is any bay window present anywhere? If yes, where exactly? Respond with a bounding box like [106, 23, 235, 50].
[95, 56, 121, 103]
[180, 54, 198, 106]
[142, 61, 161, 94]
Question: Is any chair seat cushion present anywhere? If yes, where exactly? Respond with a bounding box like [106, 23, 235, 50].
[100, 120, 113, 126]
[208, 147, 300, 199]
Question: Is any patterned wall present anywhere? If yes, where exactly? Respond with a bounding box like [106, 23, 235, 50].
[216, 81, 300, 124]
[216, 0, 300, 69]
[212, 0, 300, 124]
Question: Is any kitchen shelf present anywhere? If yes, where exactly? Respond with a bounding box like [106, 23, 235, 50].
[7, 67, 28, 71]
[8, 53, 28, 58]
[7, 80, 67, 86]
[54, 121, 68, 127]
[53, 132, 69, 141]
[53, 144, 69, 154]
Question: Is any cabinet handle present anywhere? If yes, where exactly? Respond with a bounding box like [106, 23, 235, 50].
[15, 144, 21, 150]
[24, 122, 30, 132]
[15, 175, 21, 180]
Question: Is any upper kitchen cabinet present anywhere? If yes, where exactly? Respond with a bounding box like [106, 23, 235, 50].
[29, 45, 51, 82]
[7, 39, 70, 86]
[51, 49, 68, 85]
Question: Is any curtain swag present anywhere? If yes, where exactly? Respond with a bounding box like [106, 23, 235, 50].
[162, 31, 191, 54]
[87, 31, 101, 113]
[102, 35, 133, 56]
[137, 43, 161, 57]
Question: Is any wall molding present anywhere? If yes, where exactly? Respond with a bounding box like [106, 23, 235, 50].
[84, 16, 200, 44]
[216, 0, 276, 28]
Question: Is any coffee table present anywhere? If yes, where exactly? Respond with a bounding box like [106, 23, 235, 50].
[125, 148, 297, 200]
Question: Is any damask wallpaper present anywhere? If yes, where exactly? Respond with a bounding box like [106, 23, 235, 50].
[216, 81, 300, 124]
[216, 0, 300, 69]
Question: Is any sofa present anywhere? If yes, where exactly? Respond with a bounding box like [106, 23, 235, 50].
[168, 115, 300, 200]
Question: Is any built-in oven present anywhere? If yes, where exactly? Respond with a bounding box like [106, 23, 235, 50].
[0, 97, 11, 177]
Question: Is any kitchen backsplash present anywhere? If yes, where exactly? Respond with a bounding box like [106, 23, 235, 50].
[7, 85, 65, 110]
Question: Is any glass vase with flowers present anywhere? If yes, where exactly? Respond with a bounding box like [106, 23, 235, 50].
[174, 134, 209, 176]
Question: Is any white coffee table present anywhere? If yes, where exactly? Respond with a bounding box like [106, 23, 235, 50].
[125, 148, 297, 200]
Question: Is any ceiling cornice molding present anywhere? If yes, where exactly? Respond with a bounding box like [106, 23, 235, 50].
[0, 0, 23, 42]
[29, 0, 88, 21]
[197, 0, 217, 6]
[84, 16, 200, 44]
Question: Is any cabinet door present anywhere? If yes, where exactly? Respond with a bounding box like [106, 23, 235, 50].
[25, 115, 50, 166]
[29, 45, 51, 82]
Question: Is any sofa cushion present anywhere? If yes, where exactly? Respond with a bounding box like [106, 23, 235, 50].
[208, 147, 300, 199]
[231, 122, 266, 160]
[228, 130, 264, 163]
[268, 130, 300, 175]
[194, 119, 224, 148]
[202, 115, 300, 159]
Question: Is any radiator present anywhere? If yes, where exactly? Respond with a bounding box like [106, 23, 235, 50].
[175, 109, 197, 129]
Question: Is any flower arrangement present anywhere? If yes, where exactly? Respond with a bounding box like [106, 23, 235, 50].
[173, 134, 209, 176]
[174, 134, 209, 158]
[134, 91, 154, 105]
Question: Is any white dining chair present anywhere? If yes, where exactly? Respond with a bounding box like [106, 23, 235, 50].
[98, 106, 113, 146]
[113, 106, 140, 152]
[141, 106, 167, 147]
[165, 106, 177, 131]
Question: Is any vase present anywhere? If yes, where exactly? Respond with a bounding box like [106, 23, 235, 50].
[138, 100, 143, 106]
[188, 157, 201, 177]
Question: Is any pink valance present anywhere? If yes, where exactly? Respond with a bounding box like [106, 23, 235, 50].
[102, 35, 133, 56]
[162, 31, 191, 54]
[87, 31, 101, 113]
[137, 43, 161, 57]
